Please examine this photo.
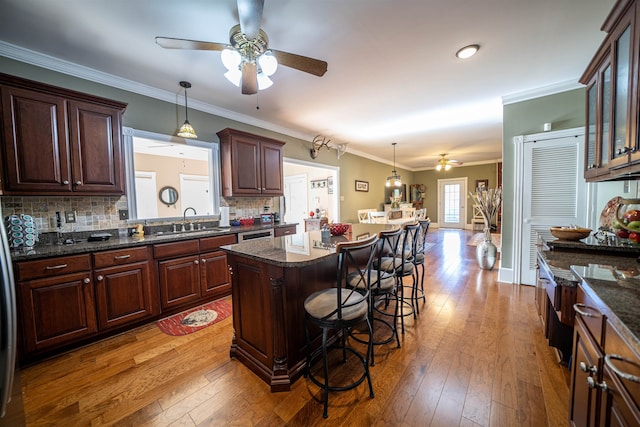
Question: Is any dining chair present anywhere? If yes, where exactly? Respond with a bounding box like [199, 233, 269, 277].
[368, 211, 388, 224]
[357, 209, 375, 223]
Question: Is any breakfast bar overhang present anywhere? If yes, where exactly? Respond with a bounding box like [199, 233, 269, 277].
[221, 223, 397, 392]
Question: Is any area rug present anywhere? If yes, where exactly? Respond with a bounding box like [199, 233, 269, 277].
[467, 233, 501, 251]
[156, 299, 232, 336]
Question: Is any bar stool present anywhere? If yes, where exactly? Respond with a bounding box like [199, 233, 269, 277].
[411, 219, 431, 313]
[347, 227, 403, 365]
[304, 234, 378, 418]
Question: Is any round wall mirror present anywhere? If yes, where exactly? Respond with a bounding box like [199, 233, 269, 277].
[159, 186, 179, 206]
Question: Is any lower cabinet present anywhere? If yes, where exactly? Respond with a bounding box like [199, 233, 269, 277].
[15, 254, 97, 354]
[93, 246, 158, 330]
[570, 317, 602, 427]
[158, 254, 201, 309]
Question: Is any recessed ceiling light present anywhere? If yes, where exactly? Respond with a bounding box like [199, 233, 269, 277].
[456, 44, 480, 59]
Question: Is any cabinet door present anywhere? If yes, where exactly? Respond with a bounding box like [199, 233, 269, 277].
[158, 255, 201, 309]
[0, 85, 72, 193]
[200, 250, 231, 299]
[18, 272, 96, 353]
[260, 140, 284, 195]
[600, 365, 640, 427]
[570, 319, 602, 427]
[94, 261, 156, 330]
[67, 100, 124, 194]
[231, 136, 261, 195]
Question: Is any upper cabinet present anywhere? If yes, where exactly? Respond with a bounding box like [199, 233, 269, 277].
[217, 128, 285, 197]
[0, 73, 127, 195]
[581, 0, 640, 181]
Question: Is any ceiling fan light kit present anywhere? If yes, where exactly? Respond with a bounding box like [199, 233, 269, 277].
[436, 154, 461, 171]
[386, 142, 402, 187]
[177, 81, 198, 139]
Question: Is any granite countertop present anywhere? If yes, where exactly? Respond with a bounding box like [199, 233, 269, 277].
[221, 223, 398, 267]
[10, 223, 297, 262]
[571, 264, 640, 358]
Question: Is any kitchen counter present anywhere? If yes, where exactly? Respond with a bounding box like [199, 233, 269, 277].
[10, 223, 296, 261]
[221, 223, 397, 267]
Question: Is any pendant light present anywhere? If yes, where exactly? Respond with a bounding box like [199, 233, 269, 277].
[385, 142, 402, 187]
[177, 81, 197, 139]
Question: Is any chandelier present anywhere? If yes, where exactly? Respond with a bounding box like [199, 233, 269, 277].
[385, 143, 402, 187]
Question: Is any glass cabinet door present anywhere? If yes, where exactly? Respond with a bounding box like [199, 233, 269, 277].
[601, 64, 611, 169]
[585, 82, 598, 176]
[612, 24, 631, 161]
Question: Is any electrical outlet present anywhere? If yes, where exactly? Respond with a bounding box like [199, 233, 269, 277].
[119, 209, 129, 220]
[65, 211, 76, 223]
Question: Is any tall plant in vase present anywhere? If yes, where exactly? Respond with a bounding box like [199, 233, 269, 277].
[469, 186, 502, 269]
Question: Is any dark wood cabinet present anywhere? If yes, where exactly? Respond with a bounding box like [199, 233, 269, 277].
[155, 234, 235, 310]
[92, 246, 158, 330]
[0, 73, 126, 195]
[15, 254, 97, 354]
[275, 224, 297, 237]
[570, 317, 603, 427]
[581, 0, 640, 181]
[217, 128, 284, 196]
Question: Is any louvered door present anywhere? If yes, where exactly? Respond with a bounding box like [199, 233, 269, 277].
[520, 134, 586, 285]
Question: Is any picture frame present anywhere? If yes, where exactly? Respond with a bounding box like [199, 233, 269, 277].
[475, 179, 488, 191]
[327, 176, 334, 194]
[355, 180, 369, 192]
[310, 179, 327, 189]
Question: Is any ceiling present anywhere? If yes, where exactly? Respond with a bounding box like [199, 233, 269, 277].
[0, 0, 617, 170]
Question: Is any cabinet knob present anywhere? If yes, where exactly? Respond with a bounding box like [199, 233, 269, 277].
[194, 260, 199, 265]
[62, 180, 69, 185]
[83, 278, 90, 284]
[228, 266, 233, 275]
[96, 275, 103, 281]
[587, 376, 607, 391]
[579, 361, 597, 375]
[201, 259, 206, 264]
[75, 181, 82, 186]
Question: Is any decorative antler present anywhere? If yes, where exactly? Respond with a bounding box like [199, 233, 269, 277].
[310, 135, 332, 159]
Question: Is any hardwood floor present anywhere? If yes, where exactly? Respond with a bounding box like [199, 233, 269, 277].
[20, 229, 571, 426]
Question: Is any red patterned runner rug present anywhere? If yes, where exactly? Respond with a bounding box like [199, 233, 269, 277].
[156, 299, 232, 336]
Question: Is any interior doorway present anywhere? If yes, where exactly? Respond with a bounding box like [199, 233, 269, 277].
[437, 177, 467, 229]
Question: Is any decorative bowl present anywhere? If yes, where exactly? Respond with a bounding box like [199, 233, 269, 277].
[549, 226, 592, 241]
[239, 218, 255, 226]
[329, 223, 349, 236]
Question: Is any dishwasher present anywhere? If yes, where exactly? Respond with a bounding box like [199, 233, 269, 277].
[237, 229, 275, 242]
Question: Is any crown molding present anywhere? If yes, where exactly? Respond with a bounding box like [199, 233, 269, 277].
[501, 79, 583, 105]
[0, 41, 313, 142]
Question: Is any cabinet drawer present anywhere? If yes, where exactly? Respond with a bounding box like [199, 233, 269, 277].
[153, 240, 199, 259]
[605, 322, 640, 408]
[275, 225, 296, 237]
[15, 254, 91, 281]
[575, 285, 606, 347]
[93, 246, 149, 268]
[199, 234, 237, 252]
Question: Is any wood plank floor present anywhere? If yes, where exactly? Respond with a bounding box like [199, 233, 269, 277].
[20, 229, 571, 426]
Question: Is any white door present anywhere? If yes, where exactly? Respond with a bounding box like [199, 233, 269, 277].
[519, 134, 586, 285]
[180, 174, 212, 215]
[284, 174, 308, 234]
[134, 171, 158, 219]
[438, 178, 467, 228]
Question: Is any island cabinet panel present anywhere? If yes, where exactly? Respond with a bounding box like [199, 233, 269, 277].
[18, 269, 97, 354]
[0, 73, 127, 195]
[227, 252, 337, 392]
[217, 128, 285, 197]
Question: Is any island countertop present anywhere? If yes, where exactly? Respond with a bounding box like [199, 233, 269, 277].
[221, 223, 399, 267]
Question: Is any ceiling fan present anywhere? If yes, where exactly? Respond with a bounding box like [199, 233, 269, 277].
[436, 154, 463, 171]
[155, 0, 328, 95]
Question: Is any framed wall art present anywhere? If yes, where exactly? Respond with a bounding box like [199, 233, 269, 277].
[475, 179, 488, 191]
[355, 180, 369, 192]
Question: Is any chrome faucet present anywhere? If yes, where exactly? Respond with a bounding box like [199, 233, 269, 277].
[182, 207, 197, 231]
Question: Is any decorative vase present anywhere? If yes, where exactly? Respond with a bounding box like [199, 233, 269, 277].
[476, 228, 497, 270]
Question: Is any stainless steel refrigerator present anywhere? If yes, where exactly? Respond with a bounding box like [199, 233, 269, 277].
[0, 214, 25, 426]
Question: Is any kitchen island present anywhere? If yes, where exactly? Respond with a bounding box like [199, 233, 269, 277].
[221, 223, 398, 392]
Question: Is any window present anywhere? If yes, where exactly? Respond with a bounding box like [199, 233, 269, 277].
[123, 127, 220, 221]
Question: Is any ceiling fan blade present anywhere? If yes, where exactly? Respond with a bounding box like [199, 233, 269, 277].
[237, 0, 264, 39]
[155, 37, 227, 51]
[271, 49, 328, 77]
[241, 62, 258, 95]
[449, 159, 463, 165]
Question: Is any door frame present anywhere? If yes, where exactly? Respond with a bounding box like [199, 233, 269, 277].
[510, 127, 594, 285]
[437, 177, 468, 229]
[283, 157, 340, 221]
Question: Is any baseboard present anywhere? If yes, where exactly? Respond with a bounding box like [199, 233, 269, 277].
[498, 266, 513, 283]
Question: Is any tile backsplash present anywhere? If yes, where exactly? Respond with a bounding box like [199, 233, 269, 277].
[0, 195, 280, 234]
[1, 196, 128, 232]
